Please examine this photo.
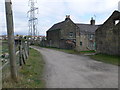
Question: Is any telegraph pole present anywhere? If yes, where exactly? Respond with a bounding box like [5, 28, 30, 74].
[5, 0, 17, 81]
[28, 0, 38, 37]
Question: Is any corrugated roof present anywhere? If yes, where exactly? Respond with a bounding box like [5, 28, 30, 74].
[76, 24, 100, 34]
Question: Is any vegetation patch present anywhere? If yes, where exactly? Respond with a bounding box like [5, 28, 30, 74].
[2, 48, 45, 88]
[42, 46, 119, 66]
[42, 46, 95, 55]
[80, 50, 95, 53]
[42, 46, 80, 54]
[1, 40, 8, 54]
[89, 54, 120, 66]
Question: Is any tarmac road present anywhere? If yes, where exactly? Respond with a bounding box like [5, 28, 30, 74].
[31, 46, 118, 88]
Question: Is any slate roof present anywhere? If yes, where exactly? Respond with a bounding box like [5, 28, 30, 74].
[47, 18, 101, 34]
[47, 21, 65, 31]
[76, 24, 101, 34]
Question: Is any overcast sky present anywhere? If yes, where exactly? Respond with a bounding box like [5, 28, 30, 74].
[0, 0, 119, 36]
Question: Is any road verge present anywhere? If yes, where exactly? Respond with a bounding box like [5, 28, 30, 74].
[2, 48, 45, 88]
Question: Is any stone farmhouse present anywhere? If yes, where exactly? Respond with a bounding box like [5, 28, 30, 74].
[95, 11, 120, 56]
[76, 18, 100, 51]
[46, 15, 100, 50]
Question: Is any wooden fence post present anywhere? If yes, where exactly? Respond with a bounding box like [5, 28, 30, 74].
[23, 41, 27, 59]
[21, 40, 26, 65]
[27, 38, 29, 55]
[24, 41, 28, 59]
[5, 0, 17, 81]
[19, 39, 22, 66]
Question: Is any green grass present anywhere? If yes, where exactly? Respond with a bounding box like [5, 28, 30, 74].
[42, 46, 119, 66]
[90, 54, 120, 66]
[42, 46, 80, 54]
[42, 46, 95, 54]
[1, 40, 19, 54]
[2, 48, 45, 88]
[80, 50, 95, 53]
[1, 40, 8, 53]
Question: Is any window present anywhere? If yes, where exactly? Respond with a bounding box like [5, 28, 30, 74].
[91, 34, 93, 38]
[90, 34, 93, 39]
[80, 42, 82, 46]
[88, 34, 94, 40]
[69, 32, 74, 37]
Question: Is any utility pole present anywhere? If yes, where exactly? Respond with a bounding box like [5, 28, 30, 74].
[28, 0, 38, 37]
[5, 0, 17, 81]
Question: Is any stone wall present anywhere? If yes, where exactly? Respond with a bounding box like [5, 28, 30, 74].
[95, 11, 120, 56]
[76, 33, 95, 51]
[47, 30, 60, 48]
[60, 20, 77, 40]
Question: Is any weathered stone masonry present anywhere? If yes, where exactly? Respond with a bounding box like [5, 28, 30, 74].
[47, 16, 78, 49]
[47, 16, 100, 50]
[95, 11, 120, 56]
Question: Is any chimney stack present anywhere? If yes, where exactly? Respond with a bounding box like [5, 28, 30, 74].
[90, 17, 95, 25]
[65, 15, 70, 20]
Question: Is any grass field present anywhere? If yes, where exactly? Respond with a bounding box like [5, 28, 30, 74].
[1, 40, 8, 54]
[90, 54, 120, 66]
[1, 40, 19, 54]
[2, 48, 45, 88]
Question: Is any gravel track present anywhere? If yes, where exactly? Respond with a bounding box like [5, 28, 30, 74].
[31, 46, 118, 88]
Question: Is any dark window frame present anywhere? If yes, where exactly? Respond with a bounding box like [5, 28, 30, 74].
[69, 32, 74, 37]
[80, 41, 82, 46]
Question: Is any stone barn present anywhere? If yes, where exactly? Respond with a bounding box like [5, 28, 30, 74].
[95, 11, 120, 56]
[46, 15, 79, 49]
